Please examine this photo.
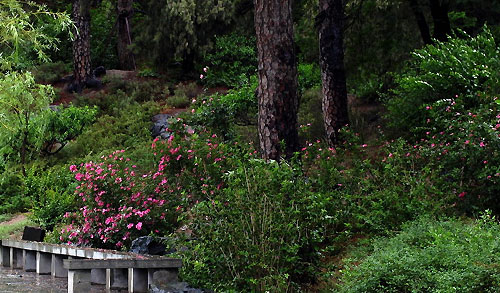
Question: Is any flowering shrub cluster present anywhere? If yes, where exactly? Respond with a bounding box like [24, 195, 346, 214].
[60, 125, 237, 249]
[417, 94, 500, 211]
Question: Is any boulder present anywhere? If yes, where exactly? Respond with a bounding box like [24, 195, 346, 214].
[129, 236, 166, 256]
[151, 114, 172, 139]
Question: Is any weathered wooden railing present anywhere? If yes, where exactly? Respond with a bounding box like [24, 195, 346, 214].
[0, 239, 182, 293]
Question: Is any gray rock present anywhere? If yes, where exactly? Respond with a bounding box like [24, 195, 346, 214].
[129, 236, 166, 256]
[151, 114, 172, 139]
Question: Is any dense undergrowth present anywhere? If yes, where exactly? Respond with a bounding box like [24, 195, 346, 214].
[1, 25, 500, 292]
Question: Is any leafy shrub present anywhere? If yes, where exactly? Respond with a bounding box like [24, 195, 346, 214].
[414, 94, 500, 213]
[298, 63, 321, 93]
[0, 169, 28, 214]
[300, 132, 454, 234]
[90, 0, 119, 69]
[174, 82, 199, 99]
[181, 158, 333, 291]
[166, 94, 190, 108]
[386, 27, 500, 135]
[298, 88, 325, 142]
[31, 61, 70, 84]
[42, 105, 98, 154]
[137, 68, 160, 78]
[337, 215, 500, 292]
[60, 150, 180, 248]
[59, 102, 160, 162]
[201, 33, 257, 87]
[188, 77, 257, 139]
[26, 165, 78, 230]
[61, 128, 237, 248]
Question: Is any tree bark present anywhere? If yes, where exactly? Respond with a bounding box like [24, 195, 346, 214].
[409, 0, 432, 45]
[117, 0, 136, 70]
[429, 0, 451, 42]
[318, 0, 349, 146]
[72, 0, 92, 92]
[254, 0, 300, 161]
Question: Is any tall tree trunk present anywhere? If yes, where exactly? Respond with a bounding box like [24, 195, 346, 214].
[72, 0, 92, 93]
[254, 0, 300, 161]
[409, 0, 432, 45]
[318, 0, 349, 146]
[117, 0, 136, 70]
[429, 0, 451, 42]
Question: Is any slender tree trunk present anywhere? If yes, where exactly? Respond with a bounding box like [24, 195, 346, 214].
[254, 0, 300, 161]
[429, 0, 451, 42]
[72, 0, 92, 93]
[409, 0, 432, 45]
[318, 0, 349, 146]
[117, 0, 136, 70]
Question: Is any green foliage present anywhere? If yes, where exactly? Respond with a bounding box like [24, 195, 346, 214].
[137, 68, 160, 78]
[298, 63, 321, 93]
[27, 165, 77, 230]
[0, 169, 28, 213]
[201, 33, 257, 87]
[337, 216, 500, 292]
[43, 105, 98, 154]
[75, 80, 163, 116]
[181, 158, 332, 291]
[59, 101, 160, 162]
[134, 0, 236, 70]
[188, 77, 257, 139]
[166, 95, 190, 109]
[301, 135, 452, 234]
[31, 61, 71, 84]
[413, 94, 500, 213]
[0, 71, 54, 168]
[90, 0, 118, 69]
[386, 27, 500, 135]
[298, 88, 325, 143]
[0, 0, 73, 70]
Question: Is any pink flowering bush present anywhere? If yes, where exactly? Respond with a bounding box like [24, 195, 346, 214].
[61, 149, 179, 248]
[60, 124, 237, 249]
[416, 94, 500, 212]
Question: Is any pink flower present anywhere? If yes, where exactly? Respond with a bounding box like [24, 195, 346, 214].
[465, 140, 470, 144]
[458, 191, 467, 198]
[127, 223, 134, 229]
[136, 222, 143, 230]
[69, 165, 77, 172]
[200, 74, 204, 79]
[75, 173, 84, 181]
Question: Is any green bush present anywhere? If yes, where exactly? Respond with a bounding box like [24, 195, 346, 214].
[386, 27, 500, 136]
[0, 169, 29, 214]
[42, 105, 98, 154]
[188, 77, 257, 139]
[166, 94, 190, 108]
[28, 165, 77, 230]
[59, 102, 160, 162]
[181, 158, 333, 291]
[31, 61, 70, 84]
[298, 63, 321, 93]
[414, 93, 500, 213]
[201, 33, 257, 87]
[298, 88, 324, 143]
[337, 215, 500, 292]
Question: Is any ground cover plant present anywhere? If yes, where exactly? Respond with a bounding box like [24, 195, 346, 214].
[336, 214, 500, 292]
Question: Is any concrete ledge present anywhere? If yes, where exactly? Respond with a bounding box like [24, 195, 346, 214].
[1, 239, 135, 260]
[63, 258, 182, 270]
